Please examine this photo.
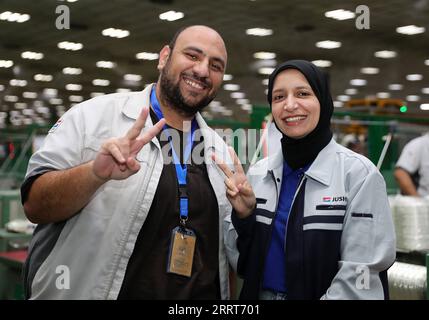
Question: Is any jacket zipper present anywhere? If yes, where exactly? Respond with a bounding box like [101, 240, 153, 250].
[258, 169, 280, 293]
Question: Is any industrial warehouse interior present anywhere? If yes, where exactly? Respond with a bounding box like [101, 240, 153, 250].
[0, 0, 428, 301]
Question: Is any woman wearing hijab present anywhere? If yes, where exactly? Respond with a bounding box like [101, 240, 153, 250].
[219, 60, 396, 300]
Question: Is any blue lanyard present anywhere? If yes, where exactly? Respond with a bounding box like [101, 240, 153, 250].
[150, 87, 197, 224]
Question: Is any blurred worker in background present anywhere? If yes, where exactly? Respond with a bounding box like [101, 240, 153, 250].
[220, 60, 396, 300]
[394, 133, 429, 197]
[21, 25, 236, 300]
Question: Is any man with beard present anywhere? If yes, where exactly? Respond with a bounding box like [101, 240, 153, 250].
[21, 25, 238, 299]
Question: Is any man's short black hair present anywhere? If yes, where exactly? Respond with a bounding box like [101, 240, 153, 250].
[168, 26, 190, 51]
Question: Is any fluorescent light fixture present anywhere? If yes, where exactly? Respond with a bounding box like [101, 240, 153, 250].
[396, 25, 425, 35]
[360, 67, 379, 74]
[337, 95, 350, 102]
[406, 95, 420, 102]
[241, 104, 253, 112]
[63, 67, 82, 75]
[420, 103, 429, 110]
[388, 84, 403, 91]
[21, 51, 44, 60]
[258, 67, 275, 75]
[376, 92, 390, 99]
[136, 52, 159, 60]
[15, 102, 27, 109]
[58, 41, 83, 51]
[236, 98, 250, 105]
[246, 28, 273, 36]
[223, 74, 233, 81]
[92, 79, 110, 86]
[23, 92, 37, 99]
[253, 52, 276, 60]
[425, 59, 429, 66]
[345, 88, 357, 95]
[324, 9, 355, 20]
[91, 92, 104, 98]
[312, 60, 332, 67]
[49, 98, 63, 105]
[333, 101, 344, 108]
[65, 84, 82, 91]
[422, 88, 429, 94]
[69, 95, 84, 102]
[159, 11, 184, 21]
[406, 74, 423, 81]
[374, 50, 397, 58]
[124, 74, 142, 82]
[262, 79, 269, 86]
[10, 79, 27, 87]
[44, 88, 57, 97]
[223, 84, 240, 91]
[0, 11, 30, 23]
[0, 85, 4, 91]
[350, 79, 367, 86]
[34, 74, 53, 82]
[96, 61, 116, 68]
[4, 95, 18, 102]
[101, 28, 130, 39]
[116, 88, 131, 93]
[230, 92, 246, 99]
[316, 40, 341, 49]
[0, 60, 13, 68]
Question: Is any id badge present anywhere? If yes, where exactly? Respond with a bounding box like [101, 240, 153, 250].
[167, 226, 196, 277]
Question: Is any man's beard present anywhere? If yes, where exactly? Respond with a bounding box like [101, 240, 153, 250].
[159, 62, 216, 117]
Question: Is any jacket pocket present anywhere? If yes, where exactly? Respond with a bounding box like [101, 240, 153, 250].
[303, 214, 345, 231]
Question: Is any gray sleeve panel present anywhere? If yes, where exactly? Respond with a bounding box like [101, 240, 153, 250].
[22, 221, 67, 299]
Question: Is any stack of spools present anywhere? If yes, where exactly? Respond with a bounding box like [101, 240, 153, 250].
[389, 195, 429, 251]
[388, 262, 427, 300]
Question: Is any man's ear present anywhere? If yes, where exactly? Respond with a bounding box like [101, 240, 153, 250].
[157, 45, 171, 70]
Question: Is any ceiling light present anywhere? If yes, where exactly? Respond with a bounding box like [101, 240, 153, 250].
[337, 95, 350, 102]
[350, 79, 367, 86]
[312, 60, 332, 67]
[124, 74, 142, 82]
[136, 52, 159, 60]
[69, 95, 84, 102]
[101, 28, 130, 39]
[377, 92, 390, 99]
[159, 11, 184, 21]
[425, 59, 429, 66]
[96, 61, 116, 68]
[420, 103, 429, 110]
[63, 67, 82, 75]
[91, 92, 105, 98]
[316, 40, 341, 49]
[246, 28, 273, 36]
[236, 98, 250, 105]
[324, 9, 355, 20]
[230, 92, 246, 99]
[21, 51, 44, 60]
[360, 67, 379, 74]
[406, 95, 420, 102]
[58, 41, 83, 51]
[4, 95, 19, 102]
[240, 104, 253, 112]
[262, 79, 269, 86]
[34, 74, 53, 82]
[0, 11, 30, 23]
[116, 88, 131, 93]
[388, 84, 403, 90]
[253, 52, 276, 60]
[345, 88, 357, 95]
[223, 84, 240, 91]
[44, 88, 57, 97]
[0, 85, 4, 91]
[333, 101, 344, 108]
[406, 74, 423, 81]
[65, 84, 82, 91]
[23, 92, 37, 99]
[49, 98, 63, 105]
[15, 102, 27, 109]
[422, 88, 429, 94]
[374, 50, 397, 58]
[258, 67, 275, 75]
[0, 60, 13, 68]
[396, 25, 425, 35]
[223, 74, 233, 81]
[10, 79, 27, 87]
[92, 79, 110, 86]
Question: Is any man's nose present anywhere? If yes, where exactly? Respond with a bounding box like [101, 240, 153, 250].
[192, 59, 210, 78]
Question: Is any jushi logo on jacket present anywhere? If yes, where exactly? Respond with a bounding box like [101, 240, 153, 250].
[322, 196, 347, 203]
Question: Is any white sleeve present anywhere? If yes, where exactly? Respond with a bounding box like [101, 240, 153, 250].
[321, 170, 396, 300]
[396, 139, 422, 174]
[25, 105, 85, 179]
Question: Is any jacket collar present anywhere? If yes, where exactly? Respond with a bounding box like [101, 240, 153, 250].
[261, 138, 337, 187]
